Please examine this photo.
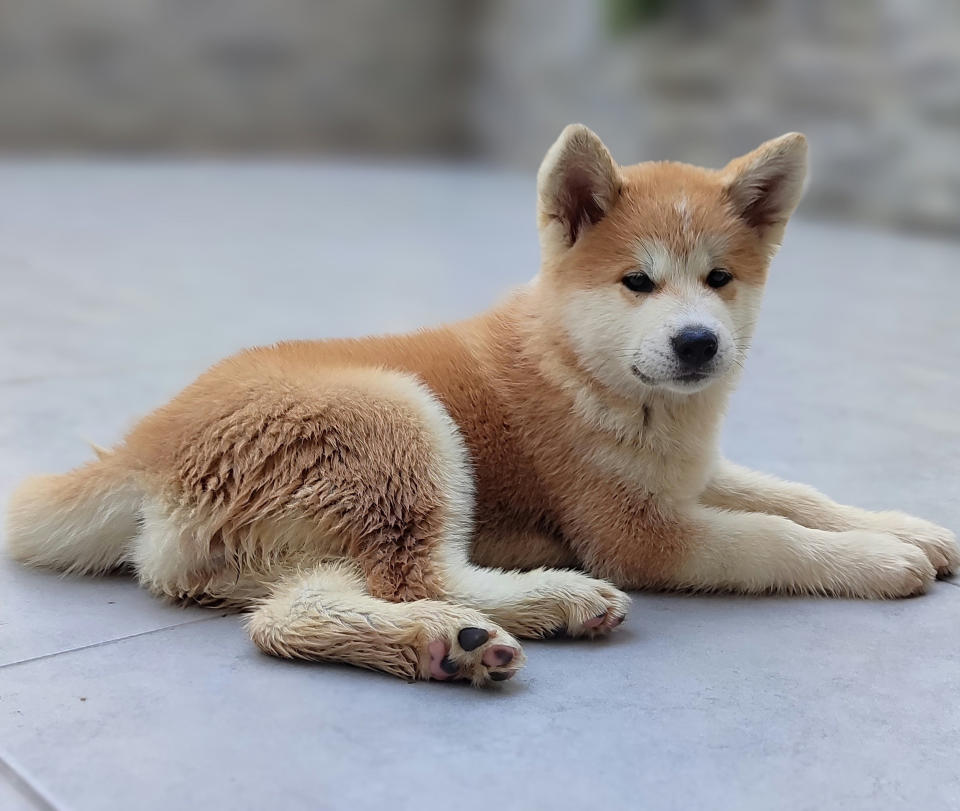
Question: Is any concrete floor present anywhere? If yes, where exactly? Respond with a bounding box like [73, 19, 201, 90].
[1, 161, 958, 811]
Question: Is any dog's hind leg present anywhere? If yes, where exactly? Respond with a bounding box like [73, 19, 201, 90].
[443, 562, 630, 639]
[247, 560, 524, 684]
[122, 364, 525, 683]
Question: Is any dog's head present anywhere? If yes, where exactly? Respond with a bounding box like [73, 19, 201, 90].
[534, 124, 807, 397]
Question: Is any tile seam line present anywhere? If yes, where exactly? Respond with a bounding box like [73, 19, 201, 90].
[0, 753, 59, 811]
[0, 614, 230, 671]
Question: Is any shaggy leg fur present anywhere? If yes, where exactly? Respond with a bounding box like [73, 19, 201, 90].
[444, 563, 630, 638]
[247, 561, 524, 685]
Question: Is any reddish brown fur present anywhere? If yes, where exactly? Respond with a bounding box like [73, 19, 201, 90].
[119, 363, 455, 601]
[553, 162, 773, 293]
[105, 284, 688, 590]
[91, 155, 782, 595]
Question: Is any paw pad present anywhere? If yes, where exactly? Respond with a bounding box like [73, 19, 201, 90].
[426, 628, 522, 685]
[457, 627, 489, 651]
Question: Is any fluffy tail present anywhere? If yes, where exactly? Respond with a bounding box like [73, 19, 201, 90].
[5, 456, 142, 574]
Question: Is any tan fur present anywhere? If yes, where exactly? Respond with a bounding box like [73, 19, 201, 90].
[6, 125, 957, 685]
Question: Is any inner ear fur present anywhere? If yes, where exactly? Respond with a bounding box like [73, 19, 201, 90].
[537, 124, 621, 248]
[723, 132, 808, 234]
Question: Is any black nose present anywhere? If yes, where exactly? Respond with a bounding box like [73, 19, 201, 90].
[672, 326, 719, 367]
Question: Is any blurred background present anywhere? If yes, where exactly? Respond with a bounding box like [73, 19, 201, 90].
[0, 0, 958, 235]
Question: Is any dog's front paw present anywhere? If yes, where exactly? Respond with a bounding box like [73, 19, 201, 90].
[836, 530, 937, 598]
[861, 511, 959, 577]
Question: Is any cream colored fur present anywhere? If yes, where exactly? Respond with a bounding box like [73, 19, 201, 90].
[7, 460, 143, 575]
[5, 125, 957, 686]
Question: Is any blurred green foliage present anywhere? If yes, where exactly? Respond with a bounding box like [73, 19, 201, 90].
[605, 0, 669, 31]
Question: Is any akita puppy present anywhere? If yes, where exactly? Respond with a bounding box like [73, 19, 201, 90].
[7, 126, 958, 686]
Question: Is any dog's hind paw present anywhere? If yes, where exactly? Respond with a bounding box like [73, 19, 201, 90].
[413, 606, 525, 686]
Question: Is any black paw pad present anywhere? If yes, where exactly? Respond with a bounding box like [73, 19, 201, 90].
[458, 627, 490, 651]
[490, 671, 513, 681]
[440, 656, 459, 675]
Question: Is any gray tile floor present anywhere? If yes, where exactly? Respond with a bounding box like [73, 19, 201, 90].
[1, 160, 958, 811]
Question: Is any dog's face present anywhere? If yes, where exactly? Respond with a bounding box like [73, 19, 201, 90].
[534, 125, 807, 397]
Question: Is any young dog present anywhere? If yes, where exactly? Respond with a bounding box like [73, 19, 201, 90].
[7, 126, 958, 686]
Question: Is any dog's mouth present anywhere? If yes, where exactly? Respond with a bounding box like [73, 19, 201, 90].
[672, 371, 709, 385]
[631, 365, 712, 388]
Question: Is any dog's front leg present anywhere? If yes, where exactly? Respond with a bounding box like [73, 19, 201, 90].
[702, 459, 958, 576]
[661, 505, 945, 597]
[571, 495, 940, 597]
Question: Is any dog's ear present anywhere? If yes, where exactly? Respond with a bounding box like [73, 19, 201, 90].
[537, 124, 621, 253]
[723, 133, 808, 239]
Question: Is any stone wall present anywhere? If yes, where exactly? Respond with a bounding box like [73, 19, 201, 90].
[468, 0, 960, 235]
[0, 0, 476, 154]
[0, 0, 957, 234]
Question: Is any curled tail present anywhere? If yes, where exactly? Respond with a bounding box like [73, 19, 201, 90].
[5, 455, 142, 574]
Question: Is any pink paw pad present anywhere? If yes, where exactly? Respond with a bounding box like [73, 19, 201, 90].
[481, 645, 516, 668]
[426, 631, 520, 683]
[427, 640, 459, 681]
[583, 612, 608, 629]
[582, 610, 626, 633]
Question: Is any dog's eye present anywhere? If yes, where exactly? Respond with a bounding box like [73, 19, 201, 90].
[706, 268, 733, 289]
[622, 272, 655, 293]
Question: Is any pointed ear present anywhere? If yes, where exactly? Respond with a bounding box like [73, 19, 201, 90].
[723, 133, 808, 237]
[537, 124, 621, 251]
